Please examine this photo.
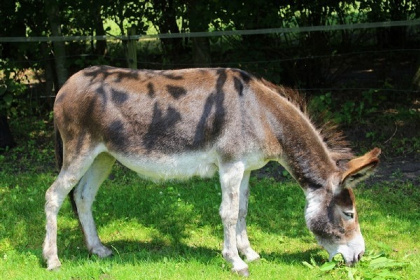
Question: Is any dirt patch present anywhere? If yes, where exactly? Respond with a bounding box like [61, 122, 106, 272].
[370, 157, 420, 184]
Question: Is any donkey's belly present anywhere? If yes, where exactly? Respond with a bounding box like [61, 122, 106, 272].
[113, 151, 219, 181]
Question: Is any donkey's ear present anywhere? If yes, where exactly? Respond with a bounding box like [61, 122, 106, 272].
[341, 148, 381, 188]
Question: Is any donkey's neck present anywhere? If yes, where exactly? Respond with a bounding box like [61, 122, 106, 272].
[281, 133, 337, 189]
[263, 92, 338, 190]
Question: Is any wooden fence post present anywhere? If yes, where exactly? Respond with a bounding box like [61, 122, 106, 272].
[126, 27, 138, 69]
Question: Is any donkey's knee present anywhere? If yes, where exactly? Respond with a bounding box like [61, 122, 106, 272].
[45, 178, 74, 214]
[219, 200, 239, 227]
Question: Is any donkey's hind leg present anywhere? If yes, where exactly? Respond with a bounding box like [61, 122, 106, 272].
[72, 153, 115, 258]
[236, 171, 260, 262]
[43, 151, 97, 270]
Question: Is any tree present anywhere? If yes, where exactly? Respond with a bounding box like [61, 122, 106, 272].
[90, 0, 107, 56]
[360, 0, 418, 47]
[45, 0, 68, 87]
[184, 0, 214, 67]
[0, 2, 20, 149]
[146, 0, 185, 65]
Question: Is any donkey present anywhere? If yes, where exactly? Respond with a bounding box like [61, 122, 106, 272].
[43, 66, 380, 276]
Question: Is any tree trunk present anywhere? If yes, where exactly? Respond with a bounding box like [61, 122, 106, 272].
[41, 42, 56, 97]
[0, 115, 15, 150]
[93, 3, 107, 56]
[186, 2, 211, 67]
[45, 0, 68, 88]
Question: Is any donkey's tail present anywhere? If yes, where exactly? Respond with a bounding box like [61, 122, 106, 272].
[54, 122, 63, 170]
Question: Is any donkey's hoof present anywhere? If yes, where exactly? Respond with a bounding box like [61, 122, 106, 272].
[245, 251, 260, 263]
[91, 245, 113, 258]
[234, 267, 250, 277]
[46, 258, 62, 271]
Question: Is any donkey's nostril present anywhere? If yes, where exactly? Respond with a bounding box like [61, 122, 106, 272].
[357, 251, 365, 261]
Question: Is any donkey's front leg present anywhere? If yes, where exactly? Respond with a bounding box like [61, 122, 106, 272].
[219, 162, 249, 276]
[236, 171, 260, 262]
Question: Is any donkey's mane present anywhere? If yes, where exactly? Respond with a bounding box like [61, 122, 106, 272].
[260, 79, 354, 163]
[260, 79, 307, 114]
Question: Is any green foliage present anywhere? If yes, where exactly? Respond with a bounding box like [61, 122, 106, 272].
[0, 60, 28, 117]
[309, 89, 383, 125]
[308, 85, 420, 158]
[360, 0, 419, 21]
[302, 252, 410, 280]
[0, 117, 54, 171]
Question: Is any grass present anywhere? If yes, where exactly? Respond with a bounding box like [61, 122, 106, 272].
[0, 118, 419, 279]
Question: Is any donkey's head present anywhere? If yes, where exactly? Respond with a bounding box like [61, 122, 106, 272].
[304, 148, 381, 265]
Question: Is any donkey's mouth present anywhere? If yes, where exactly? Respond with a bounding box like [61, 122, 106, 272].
[330, 250, 364, 266]
[345, 250, 365, 266]
[328, 251, 338, 262]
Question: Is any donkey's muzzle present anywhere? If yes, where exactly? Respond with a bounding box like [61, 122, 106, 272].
[346, 250, 365, 266]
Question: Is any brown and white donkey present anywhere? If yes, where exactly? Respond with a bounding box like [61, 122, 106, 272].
[43, 66, 380, 276]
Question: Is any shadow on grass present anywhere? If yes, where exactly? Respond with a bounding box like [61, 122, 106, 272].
[261, 248, 324, 264]
[91, 169, 310, 243]
[98, 240, 220, 263]
[55, 239, 323, 269]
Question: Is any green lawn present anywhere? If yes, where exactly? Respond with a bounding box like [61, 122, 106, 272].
[0, 159, 419, 279]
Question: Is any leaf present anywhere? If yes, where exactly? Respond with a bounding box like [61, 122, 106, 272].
[302, 261, 314, 269]
[0, 84, 7, 95]
[3, 93, 13, 106]
[345, 267, 355, 280]
[369, 257, 408, 269]
[319, 261, 337, 271]
[375, 270, 400, 279]
[361, 251, 383, 262]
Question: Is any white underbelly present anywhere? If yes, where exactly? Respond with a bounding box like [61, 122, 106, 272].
[113, 151, 219, 181]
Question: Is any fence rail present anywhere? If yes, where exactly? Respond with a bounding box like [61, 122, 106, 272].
[1, 20, 419, 43]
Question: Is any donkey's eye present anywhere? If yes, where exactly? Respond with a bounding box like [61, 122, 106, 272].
[343, 211, 354, 219]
